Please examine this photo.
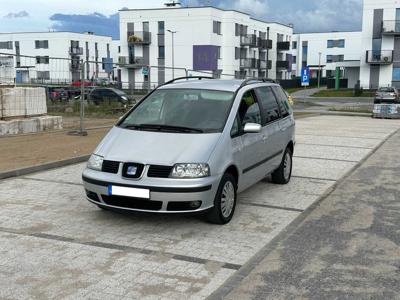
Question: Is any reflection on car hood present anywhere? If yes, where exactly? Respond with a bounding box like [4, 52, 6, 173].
[95, 126, 221, 165]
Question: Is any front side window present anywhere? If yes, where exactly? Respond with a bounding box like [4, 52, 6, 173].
[237, 90, 261, 126]
[120, 89, 234, 133]
[254, 87, 280, 124]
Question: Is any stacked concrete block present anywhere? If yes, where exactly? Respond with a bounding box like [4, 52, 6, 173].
[0, 87, 47, 119]
[0, 116, 63, 135]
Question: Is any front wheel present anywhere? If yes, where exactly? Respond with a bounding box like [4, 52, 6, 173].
[271, 147, 293, 184]
[206, 173, 237, 225]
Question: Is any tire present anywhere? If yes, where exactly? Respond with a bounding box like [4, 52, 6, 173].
[206, 173, 237, 225]
[271, 147, 293, 184]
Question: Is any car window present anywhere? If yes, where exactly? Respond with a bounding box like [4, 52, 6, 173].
[120, 89, 234, 133]
[271, 86, 292, 118]
[254, 87, 281, 124]
[231, 116, 240, 137]
[238, 90, 261, 127]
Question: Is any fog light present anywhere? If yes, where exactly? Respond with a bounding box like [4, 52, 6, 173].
[189, 201, 202, 209]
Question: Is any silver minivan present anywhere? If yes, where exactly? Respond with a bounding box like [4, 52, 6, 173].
[82, 78, 295, 224]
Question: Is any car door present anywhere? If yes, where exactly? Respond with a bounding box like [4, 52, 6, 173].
[254, 86, 283, 172]
[231, 89, 267, 190]
[271, 86, 295, 153]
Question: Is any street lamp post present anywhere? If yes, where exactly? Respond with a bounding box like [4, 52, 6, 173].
[317, 52, 322, 89]
[167, 29, 177, 79]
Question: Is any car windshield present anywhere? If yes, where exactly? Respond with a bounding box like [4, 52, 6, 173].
[119, 89, 234, 133]
[379, 87, 395, 92]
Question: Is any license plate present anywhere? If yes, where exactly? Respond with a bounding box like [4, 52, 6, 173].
[108, 185, 150, 199]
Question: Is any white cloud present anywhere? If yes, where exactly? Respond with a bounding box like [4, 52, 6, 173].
[4, 10, 30, 18]
[232, 0, 269, 17]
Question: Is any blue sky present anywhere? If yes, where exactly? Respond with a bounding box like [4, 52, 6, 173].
[0, 0, 363, 39]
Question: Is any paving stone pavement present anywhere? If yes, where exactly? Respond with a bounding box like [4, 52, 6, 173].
[0, 116, 399, 299]
[215, 125, 400, 300]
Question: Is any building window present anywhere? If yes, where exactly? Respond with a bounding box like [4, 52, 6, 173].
[292, 56, 297, 63]
[393, 67, 400, 81]
[213, 21, 222, 35]
[37, 71, 50, 80]
[143, 21, 149, 32]
[235, 47, 240, 60]
[35, 40, 49, 49]
[36, 56, 49, 64]
[217, 46, 221, 59]
[327, 39, 345, 48]
[158, 46, 165, 59]
[292, 41, 297, 50]
[0, 41, 13, 50]
[158, 21, 165, 34]
[235, 23, 240, 36]
[118, 46, 121, 53]
[326, 55, 344, 63]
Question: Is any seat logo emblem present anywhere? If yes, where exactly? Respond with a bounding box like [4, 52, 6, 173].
[127, 166, 137, 176]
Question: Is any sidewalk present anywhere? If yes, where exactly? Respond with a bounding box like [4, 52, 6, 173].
[210, 129, 400, 300]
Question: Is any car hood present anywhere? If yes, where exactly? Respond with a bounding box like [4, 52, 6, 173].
[95, 126, 221, 165]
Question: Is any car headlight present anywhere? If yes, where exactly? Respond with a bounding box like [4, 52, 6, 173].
[121, 96, 128, 101]
[87, 154, 104, 171]
[171, 163, 210, 178]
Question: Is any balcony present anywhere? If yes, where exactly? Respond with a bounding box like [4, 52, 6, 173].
[366, 50, 393, 64]
[239, 58, 251, 68]
[127, 31, 152, 45]
[119, 56, 148, 68]
[276, 60, 290, 69]
[258, 38, 273, 50]
[240, 34, 258, 47]
[277, 41, 290, 51]
[259, 59, 272, 70]
[382, 20, 400, 35]
[69, 47, 83, 56]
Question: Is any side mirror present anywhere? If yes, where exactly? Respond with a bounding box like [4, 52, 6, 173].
[243, 123, 261, 134]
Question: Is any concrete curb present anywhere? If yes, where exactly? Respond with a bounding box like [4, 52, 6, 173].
[207, 128, 400, 300]
[0, 155, 90, 180]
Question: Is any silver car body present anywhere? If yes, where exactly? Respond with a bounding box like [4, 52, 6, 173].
[82, 79, 295, 213]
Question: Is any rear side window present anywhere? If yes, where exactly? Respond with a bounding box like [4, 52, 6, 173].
[272, 86, 292, 118]
[254, 87, 280, 125]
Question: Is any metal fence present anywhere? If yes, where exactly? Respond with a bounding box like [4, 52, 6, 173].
[0, 51, 258, 135]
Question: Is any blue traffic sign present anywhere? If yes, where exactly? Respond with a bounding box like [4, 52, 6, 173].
[142, 67, 149, 76]
[301, 67, 310, 86]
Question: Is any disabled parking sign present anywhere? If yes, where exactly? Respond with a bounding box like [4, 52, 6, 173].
[301, 67, 310, 86]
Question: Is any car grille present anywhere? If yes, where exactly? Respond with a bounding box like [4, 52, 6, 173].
[102, 160, 120, 174]
[101, 195, 162, 211]
[147, 165, 173, 178]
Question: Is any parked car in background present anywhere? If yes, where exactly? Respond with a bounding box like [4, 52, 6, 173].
[374, 87, 399, 103]
[48, 88, 69, 102]
[71, 80, 94, 88]
[88, 88, 133, 105]
[82, 77, 295, 224]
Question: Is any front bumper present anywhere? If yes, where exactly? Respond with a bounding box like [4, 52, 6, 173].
[82, 168, 220, 213]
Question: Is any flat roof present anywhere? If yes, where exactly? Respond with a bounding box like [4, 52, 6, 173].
[120, 6, 293, 29]
[0, 31, 112, 38]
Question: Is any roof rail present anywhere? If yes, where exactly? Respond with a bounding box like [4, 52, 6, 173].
[162, 76, 215, 86]
[239, 78, 276, 89]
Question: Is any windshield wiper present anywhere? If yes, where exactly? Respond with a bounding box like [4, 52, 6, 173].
[122, 124, 203, 133]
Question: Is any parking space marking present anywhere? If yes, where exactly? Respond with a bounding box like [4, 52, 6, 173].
[292, 175, 337, 182]
[241, 202, 305, 213]
[293, 156, 359, 163]
[0, 227, 242, 271]
[296, 143, 374, 150]
[21, 177, 83, 186]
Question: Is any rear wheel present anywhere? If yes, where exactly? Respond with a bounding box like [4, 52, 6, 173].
[206, 173, 237, 225]
[271, 147, 293, 184]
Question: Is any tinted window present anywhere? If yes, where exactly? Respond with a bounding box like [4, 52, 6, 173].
[272, 87, 292, 118]
[238, 90, 261, 126]
[254, 87, 280, 124]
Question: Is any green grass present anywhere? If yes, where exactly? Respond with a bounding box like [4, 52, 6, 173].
[312, 89, 375, 97]
[285, 87, 306, 94]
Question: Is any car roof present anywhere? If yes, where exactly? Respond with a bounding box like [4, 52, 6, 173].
[158, 79, 278, 92]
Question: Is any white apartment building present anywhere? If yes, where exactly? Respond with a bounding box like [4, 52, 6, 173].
[0, 31, 115, 84]
[360, 0, 400, 89]
[291, 31, 362, 87]
[118, 5, 293, 88]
